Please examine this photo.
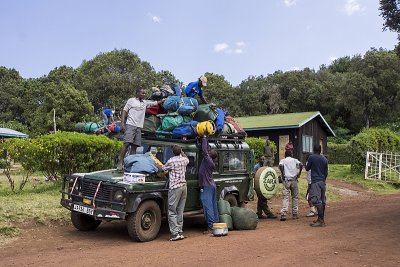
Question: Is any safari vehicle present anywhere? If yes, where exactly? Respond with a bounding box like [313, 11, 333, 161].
[60, 135, 253, 242]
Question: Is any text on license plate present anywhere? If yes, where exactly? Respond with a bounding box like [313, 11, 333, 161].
[73, 204, 94, 215]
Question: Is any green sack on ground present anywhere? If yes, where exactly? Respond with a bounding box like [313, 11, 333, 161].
[194, 103, 218, 122]
[218, 199, 231, 216]
[231, 207, 258, 230]
[219, 214, 233, 230]
[83, 122, 101, 133]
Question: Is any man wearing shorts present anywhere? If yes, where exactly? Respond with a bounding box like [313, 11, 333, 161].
[116, 88, 163, 172]
[305, 144, 328, 227]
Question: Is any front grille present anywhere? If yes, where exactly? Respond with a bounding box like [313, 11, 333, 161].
[80, 180, 113, 201]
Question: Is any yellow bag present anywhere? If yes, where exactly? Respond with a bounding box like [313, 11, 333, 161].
[196, 120, 216, 137]
[148, 153, 167, 178]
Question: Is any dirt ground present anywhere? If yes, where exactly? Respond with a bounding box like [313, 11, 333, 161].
[1, 180, 400, 267]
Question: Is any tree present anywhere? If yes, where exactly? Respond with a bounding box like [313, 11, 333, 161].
[75, 49, 159, 113]
[380, 0, 400, 32]
[0, 67, 24, 122]
[22, 79, 94, 135]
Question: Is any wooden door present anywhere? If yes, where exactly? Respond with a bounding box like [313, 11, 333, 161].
[279, 135, 289, 161]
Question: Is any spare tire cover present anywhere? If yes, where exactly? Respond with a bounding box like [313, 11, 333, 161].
[254, 167, 279, 200]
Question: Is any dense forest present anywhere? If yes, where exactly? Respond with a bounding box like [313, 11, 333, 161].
[1, 1, 399, 140]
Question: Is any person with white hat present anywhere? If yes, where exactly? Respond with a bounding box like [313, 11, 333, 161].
[183, 75, 208, 104]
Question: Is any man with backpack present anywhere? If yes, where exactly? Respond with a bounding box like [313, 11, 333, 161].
[254, 155, 277, 219]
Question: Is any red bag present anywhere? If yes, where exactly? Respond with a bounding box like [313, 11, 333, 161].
[225, 115, 246, 135]
[145, 104, 166, 115]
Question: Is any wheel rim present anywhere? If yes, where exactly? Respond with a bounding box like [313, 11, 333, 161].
[141, 211, 154, 230]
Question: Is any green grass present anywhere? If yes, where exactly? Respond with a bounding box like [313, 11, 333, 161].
[0, 174, 69, 237]
[328, 164, 399, 194]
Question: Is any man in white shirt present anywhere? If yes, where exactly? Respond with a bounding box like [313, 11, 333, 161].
[279, 150, 303, 221]
[116, 88, 163, 172]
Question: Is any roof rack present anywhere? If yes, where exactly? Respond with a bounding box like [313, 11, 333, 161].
[142, 132, 247, 143]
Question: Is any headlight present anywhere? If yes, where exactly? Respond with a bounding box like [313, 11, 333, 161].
[113, 190, 125, 201]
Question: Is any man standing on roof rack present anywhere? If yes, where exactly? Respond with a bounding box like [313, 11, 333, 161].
[183, 75, 208, 104]
[116, 88, 164, 172]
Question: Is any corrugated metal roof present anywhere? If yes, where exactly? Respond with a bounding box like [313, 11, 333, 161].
[0, 128, 29, 138]
[235, 111, 335, 136]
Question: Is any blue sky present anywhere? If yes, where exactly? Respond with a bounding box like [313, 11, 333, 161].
[1, 0, 398, 86]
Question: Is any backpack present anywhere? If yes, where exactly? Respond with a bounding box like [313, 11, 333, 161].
[225, 115, 246, 135]
[215, 108, 225, 134]
[162, 96, 181, 112]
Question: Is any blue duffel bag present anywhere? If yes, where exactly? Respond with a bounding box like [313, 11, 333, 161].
[177, 97, 198, 115]
[172, 121, 198, 138]
[163, 96, 181, 112]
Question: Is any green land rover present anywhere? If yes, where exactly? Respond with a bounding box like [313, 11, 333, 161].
[60, 136, 254, 242]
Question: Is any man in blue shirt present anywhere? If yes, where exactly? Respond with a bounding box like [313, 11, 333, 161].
[184, 75, 208, 104]
[102, 108, 114, 125]
[305, 144, 328, 227]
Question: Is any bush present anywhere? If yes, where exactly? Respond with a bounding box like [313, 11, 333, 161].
[350, 128, 400, 173]
[245, 137, 276, 159]
[1, 132, 122, 182]
[327, 143, 351, 164]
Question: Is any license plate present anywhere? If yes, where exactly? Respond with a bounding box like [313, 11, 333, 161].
[73, 204, 94, 215]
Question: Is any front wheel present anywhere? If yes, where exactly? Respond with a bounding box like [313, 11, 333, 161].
[71, 212, 101, 231]
[126, 200, 162, 242]
[224, 193, 238, 207]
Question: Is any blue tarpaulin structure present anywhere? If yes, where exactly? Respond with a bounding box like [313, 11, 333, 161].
[0, 128, 29, 138]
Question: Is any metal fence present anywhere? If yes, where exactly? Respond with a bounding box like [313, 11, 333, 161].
[365, 151, 400, 182]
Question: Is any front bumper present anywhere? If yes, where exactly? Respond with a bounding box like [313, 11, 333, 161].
[61, 198, 126, 220]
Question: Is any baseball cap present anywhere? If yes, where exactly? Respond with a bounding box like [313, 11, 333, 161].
[199, 75, 207, 86]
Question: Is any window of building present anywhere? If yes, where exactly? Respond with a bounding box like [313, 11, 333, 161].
[302, 135, 313, 153]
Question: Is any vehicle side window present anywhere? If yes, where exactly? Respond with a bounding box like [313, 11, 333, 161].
[185, 152, 197, 175]
[222, 151, 246, 171]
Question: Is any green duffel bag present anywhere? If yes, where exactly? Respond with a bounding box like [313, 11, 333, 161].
[83, 122, 101, 133]
[194, 103, 218, 122]
[219, 214, 233, 230]
[75, 122, 85, 132]
[217, 199, 231, 216]
[143, 115, 161, 133]
[231, 207, 258, 230]
[159, 114, 192, 131]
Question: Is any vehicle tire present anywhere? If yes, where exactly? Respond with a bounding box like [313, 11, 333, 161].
[71, 212, 101, 231]
[126, 200, 162, 242]
[224, 194, 238, 207]
[254, 166, 279, 200]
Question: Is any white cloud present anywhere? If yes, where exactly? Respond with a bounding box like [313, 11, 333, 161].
[148, 13, 161, 23]
[214, 42, 245, 54]
[214, 43, 229, 53]
[283, 0, 296, 7]
[329, 56, 338, 62]
[344, 0, 365, 16]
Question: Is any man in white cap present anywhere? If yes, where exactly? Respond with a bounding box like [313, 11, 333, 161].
[183, 75, 208, 104]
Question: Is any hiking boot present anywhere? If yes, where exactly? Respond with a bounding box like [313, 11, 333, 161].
[292, 214, 299, 220]
[116, 164, 124, 173]
[203, 228, 212, 235]
[306, 210, 318, 217]
[178, 234, 185, 240]
[310, 219, 326, 227]
[266, 213, 277, 219]
[280, 214, 287, 221]
[169, 234, 181, 241]
[257, 214, 268, 219]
